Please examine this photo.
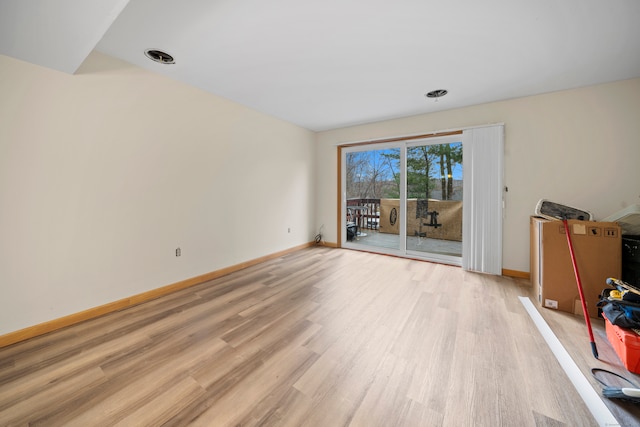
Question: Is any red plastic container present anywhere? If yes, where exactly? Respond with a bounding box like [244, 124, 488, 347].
[603, 314, 640, 374]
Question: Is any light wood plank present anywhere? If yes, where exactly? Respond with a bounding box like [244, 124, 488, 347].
[0, 247, 634, 426]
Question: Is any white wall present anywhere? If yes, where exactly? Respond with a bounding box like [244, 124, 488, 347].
[0, 52, 316, 335]
[316, 78, 640, 273]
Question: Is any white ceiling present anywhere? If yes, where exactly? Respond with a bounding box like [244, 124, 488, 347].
[2, 0, 640, 131]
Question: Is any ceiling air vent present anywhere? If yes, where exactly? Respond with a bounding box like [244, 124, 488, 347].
[144, 49, 175, 64]
[425, 89, 448, 99]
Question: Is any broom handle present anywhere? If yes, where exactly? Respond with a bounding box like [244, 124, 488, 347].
[563, 219, 599, 359]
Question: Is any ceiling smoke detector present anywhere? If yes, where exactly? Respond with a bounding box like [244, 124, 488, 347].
[425, 89, 448, 100]
[144, 49, 175, 64]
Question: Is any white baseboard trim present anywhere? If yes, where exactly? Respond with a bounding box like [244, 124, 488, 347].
[518, 296, 618, 427]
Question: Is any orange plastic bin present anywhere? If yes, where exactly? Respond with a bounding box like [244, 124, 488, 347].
[604, 314, 640, 374]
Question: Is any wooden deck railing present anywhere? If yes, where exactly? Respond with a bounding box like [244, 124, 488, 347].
[347, 198, 380, 230]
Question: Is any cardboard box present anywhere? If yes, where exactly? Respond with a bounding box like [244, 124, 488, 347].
[530, 216, 621, 318]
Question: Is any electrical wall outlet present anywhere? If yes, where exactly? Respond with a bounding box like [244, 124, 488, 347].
[604, 228, 618, 238]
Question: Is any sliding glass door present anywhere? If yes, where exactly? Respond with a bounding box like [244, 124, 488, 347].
[405, 138, 462, 262]
[342, 135, 463, 265]
[344, 145, 402, 253]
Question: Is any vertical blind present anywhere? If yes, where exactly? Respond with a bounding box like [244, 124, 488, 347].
[462, 125, 504, 274]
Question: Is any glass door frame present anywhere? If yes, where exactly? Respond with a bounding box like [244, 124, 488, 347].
[340, 133, 463, 266]
[341, 141, 405, 257]
[404, 135, 462, 266]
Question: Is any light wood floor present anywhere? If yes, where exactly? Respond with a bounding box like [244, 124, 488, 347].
[0, 247, 638, 426]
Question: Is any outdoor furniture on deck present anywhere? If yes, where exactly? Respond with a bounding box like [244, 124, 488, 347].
[347, 206, 369, 239]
